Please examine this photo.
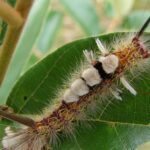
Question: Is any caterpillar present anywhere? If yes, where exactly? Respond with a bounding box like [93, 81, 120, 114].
[0, 17, 150, 150]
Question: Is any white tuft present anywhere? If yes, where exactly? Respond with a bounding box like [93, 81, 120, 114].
[99, 54, 119, 74]
[95, 38, 108, 55]
[71, 79, 89, 96]
[110, 88, 122, 100]
[83, 50, 94, 63]
[82, 67, 102, 86]
[120, 76, 137, 95]
[63, 89, 79, 103]
[2, 127, 47, 150]
[5, 126, 15, 136]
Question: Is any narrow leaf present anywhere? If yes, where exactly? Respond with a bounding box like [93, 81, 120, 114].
[37, 11, 63, 53]
[0, 0, 51, 104]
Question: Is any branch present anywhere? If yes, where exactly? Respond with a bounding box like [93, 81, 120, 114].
[0, 109, 35, 128]
[0, 0, 34, 85]
[0, 1, 23, 27]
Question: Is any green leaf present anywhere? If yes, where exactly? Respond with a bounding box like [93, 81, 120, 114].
[0, 121, 7, 138]
[0, 120, 12, 136]
[4, 32, 150, 149]
[58, 121, 150, 150]
[22, 53, 39, 73]
[0, 122, 6, 149]
[0, 0, 51, 104]
[6, 0, 16, 6]
[60, 0, 101, 35]
[37, 11, 63, 53]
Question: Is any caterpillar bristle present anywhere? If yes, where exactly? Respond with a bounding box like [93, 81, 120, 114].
[2, 127, 48, 150]
[1, 17, 150, 150]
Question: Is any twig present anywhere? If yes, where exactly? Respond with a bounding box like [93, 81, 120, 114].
[0, 0, 34, 85]
[0, 1, 23, 27]
[0, 109, 35, 127]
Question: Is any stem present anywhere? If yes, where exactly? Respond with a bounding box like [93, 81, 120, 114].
[0, 0, 34, 85]
[0, 1, 23, 27]
[0, 110, 35, 127]
[136, 16, 150, 38]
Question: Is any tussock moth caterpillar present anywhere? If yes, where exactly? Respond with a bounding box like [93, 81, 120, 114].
[0, 17, 150, 150]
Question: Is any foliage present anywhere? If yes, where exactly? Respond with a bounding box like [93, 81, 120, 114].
[0, 0, 150, 149]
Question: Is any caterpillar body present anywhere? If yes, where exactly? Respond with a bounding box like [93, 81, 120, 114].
[0, 17, 150, 150]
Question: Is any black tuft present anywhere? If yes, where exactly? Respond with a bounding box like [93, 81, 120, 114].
[93, 62, 112, 79]
[80, 77, 93, 90]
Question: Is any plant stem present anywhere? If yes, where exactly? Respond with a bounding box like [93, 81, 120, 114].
[0, 109, 35, 127]
[0, 0, 34, 85]
[0, 1, 23, 27]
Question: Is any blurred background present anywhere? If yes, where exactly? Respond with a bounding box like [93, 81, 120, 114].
[0, 0, 150, 69]
[37, 0, 150, 51]
[1, 0, 150, 57]
[37, 0, 150, 53]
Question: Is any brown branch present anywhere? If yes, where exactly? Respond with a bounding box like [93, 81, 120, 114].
[0, 1, 23, 27]
[0, 109, 35, 127]
[0, 105, 13, 121]
[0, 0, 34, 85]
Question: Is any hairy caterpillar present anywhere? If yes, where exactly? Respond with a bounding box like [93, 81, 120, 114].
[0, 17, 150, 150]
